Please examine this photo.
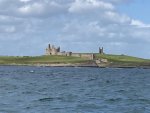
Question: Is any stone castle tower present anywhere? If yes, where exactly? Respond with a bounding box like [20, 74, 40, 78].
[46, 44, 60, 55]
[99, 47, 104, 54]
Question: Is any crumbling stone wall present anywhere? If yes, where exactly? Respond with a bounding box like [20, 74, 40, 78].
[46, 44, 103, 60]
[46, 44, 60, 55]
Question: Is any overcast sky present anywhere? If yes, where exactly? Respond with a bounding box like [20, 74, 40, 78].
[0, 0, 150, 58]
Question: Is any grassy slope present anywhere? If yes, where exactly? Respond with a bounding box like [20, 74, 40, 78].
[0, 54, 150, 67]
[95, 54, 150, 66]
[0, 55, 90, 65]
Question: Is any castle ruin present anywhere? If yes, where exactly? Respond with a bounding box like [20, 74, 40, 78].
[45, 44, 104, 60]
[46, 44, 72, 56]
[99, 47, 104, 54]
[46, 44, 60, 55]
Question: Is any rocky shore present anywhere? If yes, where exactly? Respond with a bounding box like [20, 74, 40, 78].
[0, 61, 98, 67]
[1, 62, 150, 69]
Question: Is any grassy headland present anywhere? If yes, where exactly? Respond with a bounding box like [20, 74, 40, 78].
[0, 55, 90, 65]
[0, 54, 150, 68]
[95, 54, 150, 67]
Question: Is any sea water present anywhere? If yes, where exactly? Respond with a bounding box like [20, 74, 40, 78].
[0, 66, 150, 113]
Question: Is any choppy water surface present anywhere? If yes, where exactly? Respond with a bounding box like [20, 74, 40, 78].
[0, 66, 150, 113]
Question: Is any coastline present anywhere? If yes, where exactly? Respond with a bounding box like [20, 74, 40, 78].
[1, 63, 150, 69]
[0, 62, 98, 67]
[1, 55, 150, 69]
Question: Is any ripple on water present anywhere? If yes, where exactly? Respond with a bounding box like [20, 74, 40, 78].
[38, 97, 55, 102]
[0, 66, 150, 113]
[105, 98, 123, 103]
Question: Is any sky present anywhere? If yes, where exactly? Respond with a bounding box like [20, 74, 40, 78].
[0, 0, 150, 58]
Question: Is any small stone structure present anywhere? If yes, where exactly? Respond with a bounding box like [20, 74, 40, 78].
[99, 47, 104, 54]
[71, 53, 94, 60]
[46, 44, 104, 60]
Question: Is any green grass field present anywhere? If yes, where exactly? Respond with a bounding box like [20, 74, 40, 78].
[95, 54, 150, 66]
[95, 54, 149, 62]
[0, 54, 150, 67]
[0, 55, 89, 65]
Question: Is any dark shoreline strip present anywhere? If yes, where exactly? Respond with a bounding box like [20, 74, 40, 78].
[0, 64, 150, 69]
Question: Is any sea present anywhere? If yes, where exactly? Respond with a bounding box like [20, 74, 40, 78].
[0, 66, 150, 113]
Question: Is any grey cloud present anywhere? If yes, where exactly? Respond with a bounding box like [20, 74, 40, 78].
[68, 0, 115, 14]
[0, 0, 150, 58]
[17, 1, 67, 17]
[0, 0, 68, 18]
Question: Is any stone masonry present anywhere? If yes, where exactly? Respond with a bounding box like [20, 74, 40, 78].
[46, 44, 104, 60]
